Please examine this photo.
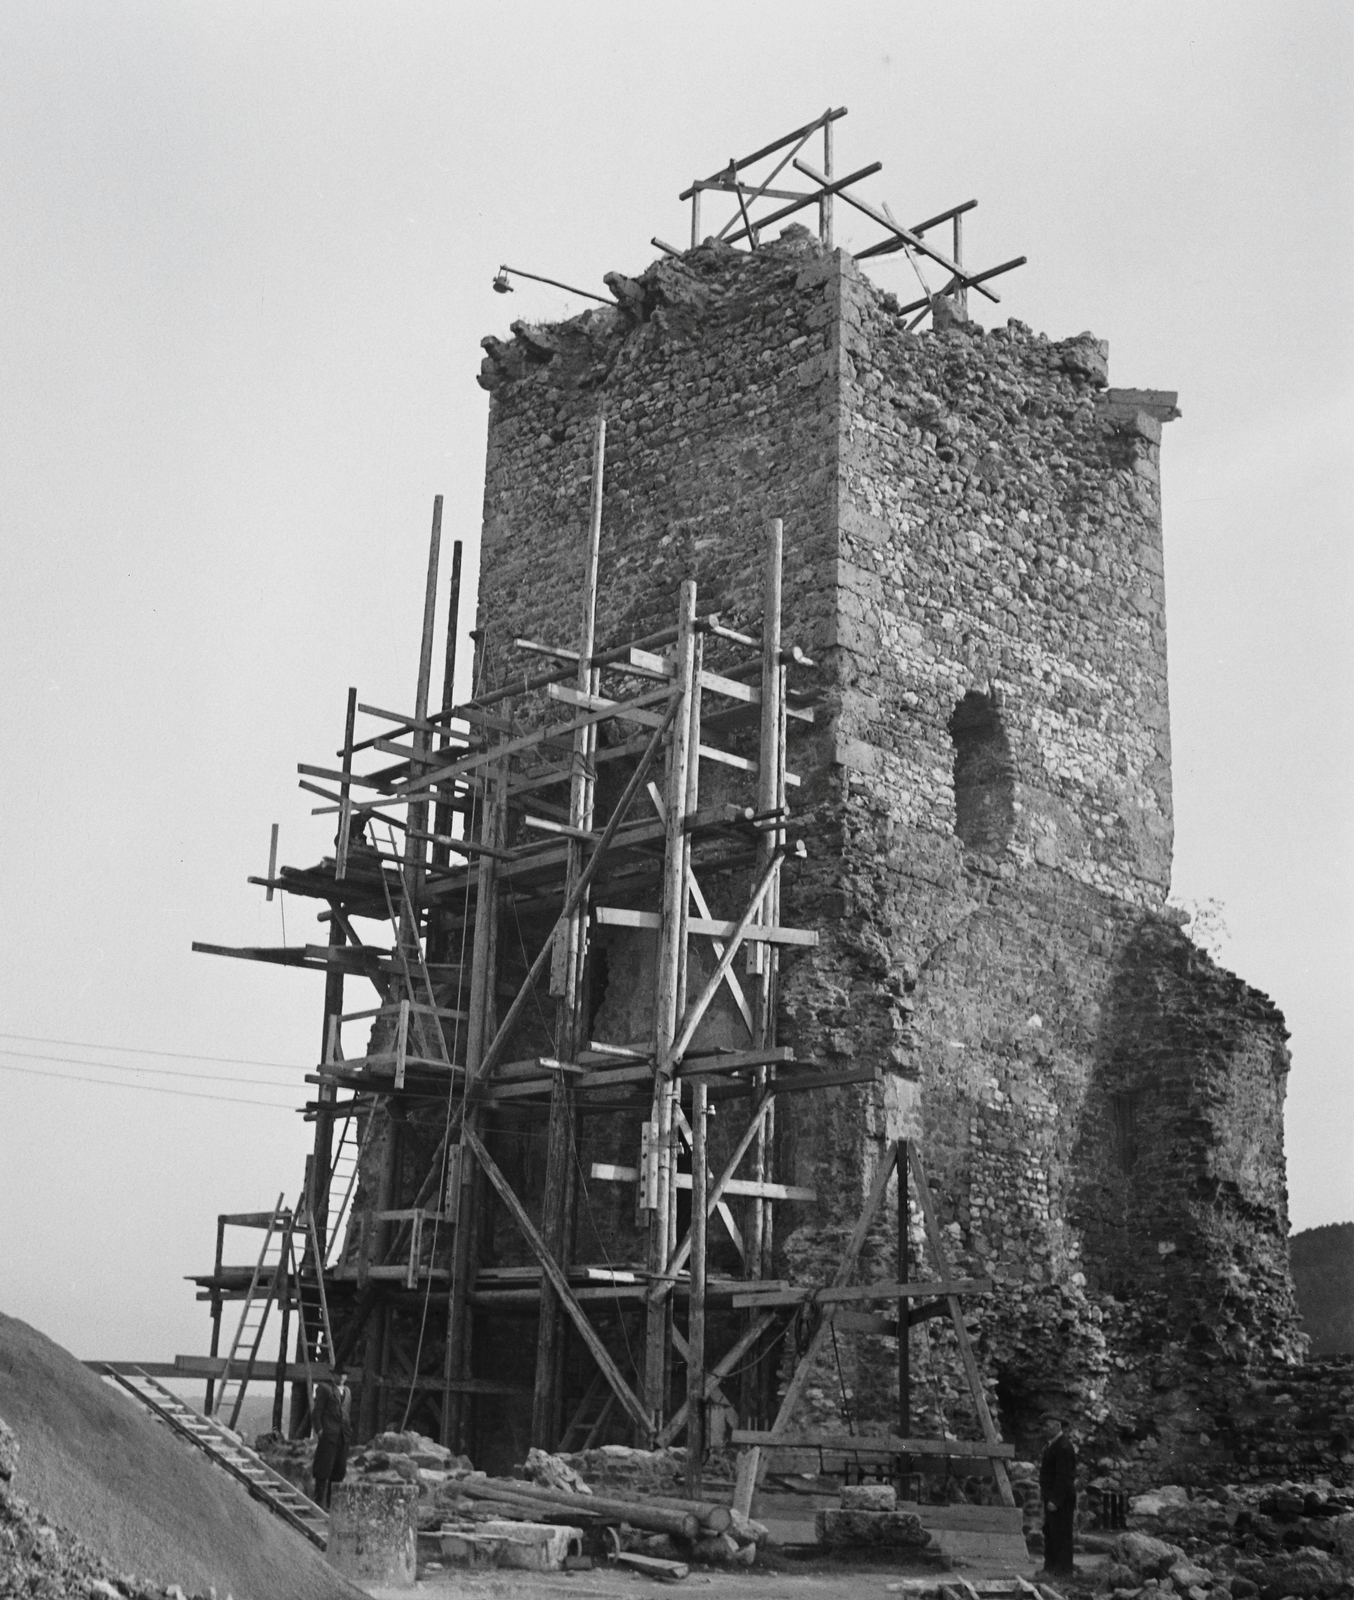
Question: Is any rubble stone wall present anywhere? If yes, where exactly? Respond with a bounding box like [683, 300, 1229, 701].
[473, 227, 1305, 1477]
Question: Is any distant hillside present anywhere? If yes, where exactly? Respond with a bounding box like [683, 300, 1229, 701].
[1290, 1223, 1354, 1355]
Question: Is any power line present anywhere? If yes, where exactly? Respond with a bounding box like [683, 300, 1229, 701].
[0, 1060, 294, 1110]
[0, 1046, 302, 1090]
[0, 1032, 301, 1072]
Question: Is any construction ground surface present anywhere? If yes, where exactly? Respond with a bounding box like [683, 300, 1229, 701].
[362, 1569, 1081, 1600]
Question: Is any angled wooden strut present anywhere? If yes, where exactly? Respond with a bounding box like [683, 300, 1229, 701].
[462, 1124, 653, 1442]
[732, 1141, 901, 1513]
[907, 1142, 1016, 1508]
[732, 1141, 1017, 1515]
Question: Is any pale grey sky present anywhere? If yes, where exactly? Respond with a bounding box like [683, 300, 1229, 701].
[1, 2, 1350, 1361]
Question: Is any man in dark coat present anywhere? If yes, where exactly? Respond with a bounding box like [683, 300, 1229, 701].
[1039, 1414, 1077, 1577]
[310, 1367, 352, 1510]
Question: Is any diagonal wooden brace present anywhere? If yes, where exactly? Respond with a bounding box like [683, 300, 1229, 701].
[462, 1125, 652, 1442]
[655, 1091, 776, 1301]
[477, 697, 681, 1082]
[663, 852, 783, 1074]
[657, 1310, 779, 1448]
[733, 1141, 900, 1515]
[907, 1143, 1016, 1508]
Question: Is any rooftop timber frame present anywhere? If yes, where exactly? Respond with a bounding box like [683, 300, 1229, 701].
[191, 415, 1015, 1500]
[668, 107, 1026, 328]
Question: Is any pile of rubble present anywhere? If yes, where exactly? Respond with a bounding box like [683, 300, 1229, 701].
[1081, 1482, 1354, 1600]
[254, 1430, 765, 1575]
[0, 1416, 193, 1600]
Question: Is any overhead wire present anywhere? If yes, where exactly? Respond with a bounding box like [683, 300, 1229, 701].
[0, 1045, 301, 1089]
[0, 1032, 302, 1070]
[0, 1060, 293, 1110]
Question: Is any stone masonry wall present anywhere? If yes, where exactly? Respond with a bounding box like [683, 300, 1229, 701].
[472, 226, 1305, 1478]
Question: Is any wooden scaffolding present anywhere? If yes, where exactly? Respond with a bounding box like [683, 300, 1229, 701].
[191, 421, 1014, 1504]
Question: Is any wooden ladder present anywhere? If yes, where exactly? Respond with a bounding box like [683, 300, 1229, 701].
[286, 1185, 337, 1389]
[209, 1192, 289, 1429]
[105, 1367, 328, 1548]
[558, 1368, 618, 1453]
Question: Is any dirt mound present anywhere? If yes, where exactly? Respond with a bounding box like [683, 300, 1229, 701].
[0, 1312, 363, 1600]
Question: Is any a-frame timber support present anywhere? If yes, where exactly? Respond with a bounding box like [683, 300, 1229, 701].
[729, 1139, 1017, 1513]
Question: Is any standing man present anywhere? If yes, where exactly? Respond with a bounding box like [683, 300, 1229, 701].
[310, 1366, 352, 1510]
[1039, 1414, 1077, 1578]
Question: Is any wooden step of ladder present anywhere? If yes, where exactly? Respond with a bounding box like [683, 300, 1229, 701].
[104, 1367, 328, 1549]
[558, 1366, 619, 1452]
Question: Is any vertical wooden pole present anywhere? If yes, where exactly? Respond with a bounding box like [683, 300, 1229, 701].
[335, 686, 358, 882]
[745, 520, 783, 1428]
[691, 188, 702, 249]
[644, 578, 697, 1425]
[206, 1215, 225, 1414]
[443, 746, 507, 1449]
[535, 417, 606, 1447]
[404, 495, 443, 926]
[313, 687, 357, 1263]
[431, 539, 464, 880]
[898, 1138, 911, 1444]
[273, 1255, 292, 1434]
[748, 520, 783, 1282]
[686, 1078, 708, 1495]
[953, 212, 967, 318]
[680, 611, 704, 1479]
[265, 824, 278, 900]
[820, 117, 834, 247]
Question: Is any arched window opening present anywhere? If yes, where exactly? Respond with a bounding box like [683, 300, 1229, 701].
[948, 690, 1015, 853]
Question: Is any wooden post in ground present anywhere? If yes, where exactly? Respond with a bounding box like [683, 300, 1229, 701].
[294, 686, 355, 1439]
[443, 747, 506, 1450]
[644, 578, 697, 1427]
[687, 1077, 708, 1495]
[745, 519, 783, 1425]
[534, 416, 605, 1447]
[898, 1138, 911, 1450]
[681, 616, 705, 1490]
[206, 1215, 225, 1415]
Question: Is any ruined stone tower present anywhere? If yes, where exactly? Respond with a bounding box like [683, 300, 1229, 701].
[475, 226, 1304, 1481]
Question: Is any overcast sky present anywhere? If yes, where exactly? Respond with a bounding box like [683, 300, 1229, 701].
[2, 2, 1350, 1363]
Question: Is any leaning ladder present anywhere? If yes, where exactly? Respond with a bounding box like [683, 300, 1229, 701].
[209, 1191, 289, 1429]
[105, 1367, 328, 1547]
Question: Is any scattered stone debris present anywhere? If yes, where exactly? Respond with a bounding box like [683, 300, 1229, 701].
[0, 1414, 214, 1600]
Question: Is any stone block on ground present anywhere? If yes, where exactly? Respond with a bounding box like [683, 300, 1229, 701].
[817, 1507, 931, 1548]
[327, 1481, 418, 1588]
[1233, 1549, 1348, 1600]
[438, 1518, 583, 1571]
[1169, 1558, 1214, 1589]
[1114, 1530, 1187, 1576]
[842, 1483, 898, 1512]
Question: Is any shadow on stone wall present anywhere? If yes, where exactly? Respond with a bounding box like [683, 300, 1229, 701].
[1072, 915, 1299, 1360]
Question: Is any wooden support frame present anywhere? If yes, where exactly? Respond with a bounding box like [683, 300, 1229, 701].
[190, 451, 1017, 1480]
[730, 1141, 1016, 1516]
[463, 1125, 653, 1442]
[676, 109, 1023, 322]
